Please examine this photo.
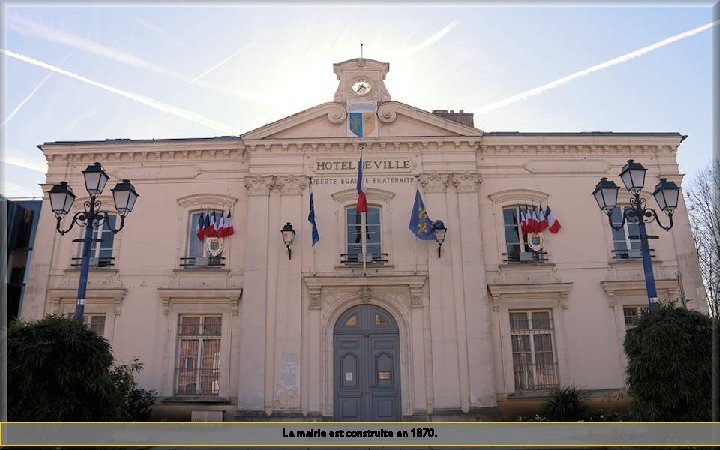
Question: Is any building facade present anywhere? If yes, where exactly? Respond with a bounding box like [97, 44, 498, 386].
[21, 58, 706, 421]
[6, 198, 42, 322]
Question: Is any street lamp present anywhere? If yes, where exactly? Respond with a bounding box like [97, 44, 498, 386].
[48, 162, 139, 322]
[281, 222, 296, 260]
[592, 160, 679, 311]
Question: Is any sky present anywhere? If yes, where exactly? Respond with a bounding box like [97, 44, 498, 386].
[1, 2, 716, 199]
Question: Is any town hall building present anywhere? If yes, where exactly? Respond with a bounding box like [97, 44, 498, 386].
[21, 58, 706, 421]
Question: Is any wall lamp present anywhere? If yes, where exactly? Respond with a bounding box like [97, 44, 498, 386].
[433, 220, 447, 258]
[281, 222, 296, 260]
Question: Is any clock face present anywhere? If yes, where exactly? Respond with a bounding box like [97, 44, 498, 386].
[351, 79, 372, 96]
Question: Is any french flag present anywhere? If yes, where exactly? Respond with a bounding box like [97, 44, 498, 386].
[196, 212, 205, 241]
[356, 152, 368, 213]
[221, 210, 234, 237]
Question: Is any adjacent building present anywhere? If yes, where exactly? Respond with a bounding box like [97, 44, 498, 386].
[6, 197, 42, 322]
[20, 58, 706, 421]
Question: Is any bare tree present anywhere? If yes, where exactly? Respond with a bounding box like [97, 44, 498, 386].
[684, 161, 720, 316]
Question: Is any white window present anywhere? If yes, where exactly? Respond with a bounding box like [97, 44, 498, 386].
[75, 215, 116, 267]
[175, 315, 222, 396]
[345, 206, 383, 263]
[502, 206, 545, 263]
[85, 314, 106, 336]
[610, 207, 642, 259]
[509, 310, 558, 391]
[187, 212, 204, 260]
[182, 212, 224, 267]
[623, 305, 646, 329]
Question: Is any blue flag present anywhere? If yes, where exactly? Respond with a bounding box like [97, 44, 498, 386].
[308, 192, 320, 246]
[409, 189, 436, 240]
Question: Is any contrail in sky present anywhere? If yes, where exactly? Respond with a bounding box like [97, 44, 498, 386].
[7, 13, 186, 80]
[2, 68, 55, 128]
[2, 53, 71, 128]
[189, 44, 252, 84]
[7, 13, 264, 105]
[401, 20, 460, 59]
[1, 48, 238, 134]
[475, 20, 718, 115]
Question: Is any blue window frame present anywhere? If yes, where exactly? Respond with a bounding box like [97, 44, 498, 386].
[346, 206, 381, 262]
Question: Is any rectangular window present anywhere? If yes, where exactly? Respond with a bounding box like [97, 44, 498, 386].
[187, 212, 205, 259]
[610, 207, 642, 259]
[345, 207, 382, 263]
[175, 315, 222, 396]
[75, 215, 116, 267]
[84, 314, 106, 335]
[509, 310, 558, 391]
[502, 207, 545, 262]
[623, 306, 646, 328]
[182, 212, 225, 267]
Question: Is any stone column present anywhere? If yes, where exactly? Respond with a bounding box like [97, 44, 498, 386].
[271, 175, 307, 414]
[237, 175, 275, 413]
[452, 172, 497, 410]
[419, 173, 460, 412]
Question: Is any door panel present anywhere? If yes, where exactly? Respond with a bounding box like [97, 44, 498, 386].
[335, 336, 363, 420]
[334, 305, 400, 421]
[369, 336, 400, 421]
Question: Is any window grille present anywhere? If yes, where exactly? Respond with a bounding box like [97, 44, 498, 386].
[175, 315, 222, 396]
[623, 306, 647, 328]
[509, 310, 558, 391]
[85, 314, 106, 336]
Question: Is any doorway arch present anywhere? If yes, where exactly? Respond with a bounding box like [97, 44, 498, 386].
[333, 304, 401, 421]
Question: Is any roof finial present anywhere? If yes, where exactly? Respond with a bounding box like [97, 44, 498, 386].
[360, 43, 364, 66]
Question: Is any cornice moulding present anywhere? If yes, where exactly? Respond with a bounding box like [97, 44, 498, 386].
[332, 187, 395, 203]
[479, 143, 679, 157]
[157, 288, 243, 301]
[488, 189, 549, 204]
[48, 288, 127, 303]
[177, 193, 238, 209]
[600, 279, 678, 296]
[304, 275, 426, 290]
[241, 138, 482, 153]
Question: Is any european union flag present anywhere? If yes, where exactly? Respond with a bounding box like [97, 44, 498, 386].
[308, 192, 320, 246]
[409, 189, 436, 240]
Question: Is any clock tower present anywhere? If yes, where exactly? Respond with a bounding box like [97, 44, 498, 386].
[333, 58, 391, 104]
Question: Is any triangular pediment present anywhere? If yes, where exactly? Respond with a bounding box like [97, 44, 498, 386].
[241, 101, 483, 141]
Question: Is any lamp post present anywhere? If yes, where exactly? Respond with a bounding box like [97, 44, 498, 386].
[592, 159, 679, 311]
[48, 162, 139, 322]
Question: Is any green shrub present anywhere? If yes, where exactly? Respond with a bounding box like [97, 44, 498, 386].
[111, 358, 157, 421]
[8, 315, 121, 421]
[624, 304, 711, 421]
[8, 315, 157, 421]
[541, 386, 589, 421]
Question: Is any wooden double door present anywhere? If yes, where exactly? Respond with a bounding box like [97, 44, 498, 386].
[333, 304, 401, 421]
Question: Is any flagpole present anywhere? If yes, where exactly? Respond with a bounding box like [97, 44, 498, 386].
[358, 143, 367, 276]
[310, 178, 316, 276]
[414, 177, 419, 275]
[361, 210, 367, 276]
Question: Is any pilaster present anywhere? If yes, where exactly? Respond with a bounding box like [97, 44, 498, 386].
[237, 175, 274, 411]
